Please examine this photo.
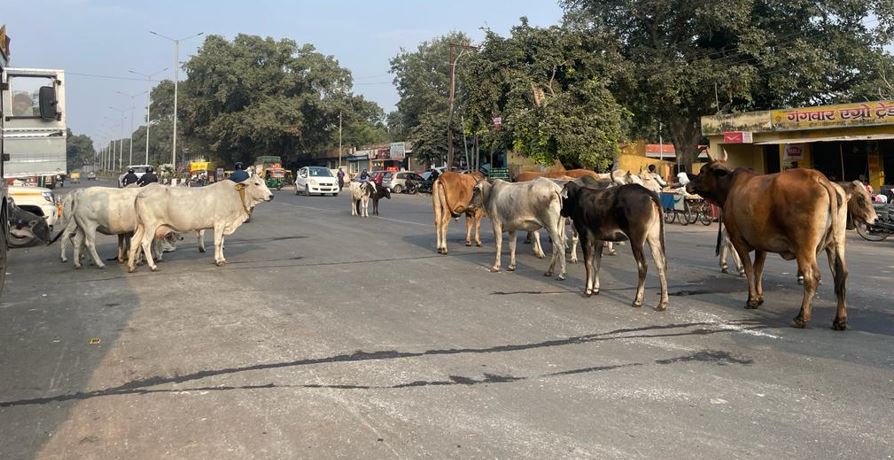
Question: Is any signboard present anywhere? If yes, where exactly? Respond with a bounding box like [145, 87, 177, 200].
[389, 142, 406, 161]
[722, 131, 753, 144]
[489, 167, 510, 180]
[771, 101, 894, 131]
[783, 144, 804, 161]
[375, 147, 390, 160]
[189, 161, 210, 172]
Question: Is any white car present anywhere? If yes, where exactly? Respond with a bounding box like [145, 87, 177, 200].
[295, 166, 339, 196]
[8, 185, 59, 229]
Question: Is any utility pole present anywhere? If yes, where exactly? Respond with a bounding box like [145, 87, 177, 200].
[447, 42, 478, 171]
[129, 67, 167, 165]
[338, 111, 342, 168]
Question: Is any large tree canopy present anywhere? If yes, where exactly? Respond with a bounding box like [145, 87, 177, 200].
[66, 129, 95, 170]
[461, 20, 626, 169]
[563, 0, 894, 168]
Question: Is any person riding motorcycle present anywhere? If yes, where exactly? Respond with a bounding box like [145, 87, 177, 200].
[121, 168, 139, 187]
[358, 169, 371, 182]
[230, 162, 249, 182]
[137, 166, 159, 186]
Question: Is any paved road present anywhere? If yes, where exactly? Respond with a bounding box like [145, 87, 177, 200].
[1, 180, 892, 459]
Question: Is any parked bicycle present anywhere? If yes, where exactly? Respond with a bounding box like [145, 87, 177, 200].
[660, 192, 713, 226]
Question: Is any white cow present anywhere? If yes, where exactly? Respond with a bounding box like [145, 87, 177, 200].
[58, 190, 81, 263]
[71, 186, 149, 268]
[470, 177, 566, 280]
[350, 181, 375, 217]
[128, 175, 273, 272]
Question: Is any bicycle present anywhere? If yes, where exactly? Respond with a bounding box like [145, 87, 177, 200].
[687, 198, 714, 226]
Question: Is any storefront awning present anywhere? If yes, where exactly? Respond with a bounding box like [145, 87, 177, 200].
[346, 153, 369, 161]
[755, 133, 894, 145]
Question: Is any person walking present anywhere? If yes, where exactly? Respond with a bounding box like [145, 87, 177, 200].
[337, 168, 345, 191]
[230, 162, 249, 183]
[137, 166, 158, 186]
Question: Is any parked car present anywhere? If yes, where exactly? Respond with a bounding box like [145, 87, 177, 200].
[8, 185, 59, 232]
[87, 171, 97, 180]
[383, 171, 425, 194]
[295, 166, 339, 196]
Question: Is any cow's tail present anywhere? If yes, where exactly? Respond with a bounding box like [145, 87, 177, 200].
[649, 191, 667, 263]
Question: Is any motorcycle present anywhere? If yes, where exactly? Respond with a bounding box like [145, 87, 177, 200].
[856, 202, 894, 241]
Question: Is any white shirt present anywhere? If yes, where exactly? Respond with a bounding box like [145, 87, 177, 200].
[677, 172, 690, 186]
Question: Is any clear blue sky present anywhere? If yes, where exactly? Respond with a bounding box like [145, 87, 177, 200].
[5, 0, 565, 147]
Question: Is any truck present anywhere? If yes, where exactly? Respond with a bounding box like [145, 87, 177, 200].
[0, 25, 68, 295]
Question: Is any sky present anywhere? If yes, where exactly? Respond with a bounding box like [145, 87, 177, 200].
[5, 0, 565, 147]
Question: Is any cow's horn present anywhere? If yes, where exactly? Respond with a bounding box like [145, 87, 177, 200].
[721, 148, 729, 162]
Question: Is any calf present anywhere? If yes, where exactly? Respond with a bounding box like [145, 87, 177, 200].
[560, 182, 669, 310]
[369, 185, 391, 216]
[687, 156, 859, 330]
[470, 178, 566, 280]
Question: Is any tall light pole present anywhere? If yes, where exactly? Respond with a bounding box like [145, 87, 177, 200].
[150, 30, 203, 172]
[109, 107, 127, 170]
[129, 67, 168, 165]
[116, 91, 141, 166]
[447, 42, 478, 170]
[338, 111, 342, 168]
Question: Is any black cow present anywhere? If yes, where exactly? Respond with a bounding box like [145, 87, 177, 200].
[560, 182, 669, 310]
[369, 185, 391, 216]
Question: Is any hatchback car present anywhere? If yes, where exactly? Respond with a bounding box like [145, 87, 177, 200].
[383, 171, 425, 193]
[295, 166, 339, 196]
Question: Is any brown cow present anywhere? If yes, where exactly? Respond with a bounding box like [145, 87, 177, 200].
[687, 158, 859, 330]
[432, 171, 486, 254]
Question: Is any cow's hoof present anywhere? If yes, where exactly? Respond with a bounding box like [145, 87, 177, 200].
[60, 258, 67, 263]
[832, 318, 847, 331]
[607, 251, 617, 256]
[543, 270, 552, 277]
[490, 266, 500, 273]
[570, 258, 578, 264]
[216, 260, 227, 267]
[465, 241, 472, 247]
[791, 317, 808, 329]
[721, 266, 729, 274]
[96, 264, 106, 270]
[149, 265, 158, 272]
[127, 266, 136, 273]
[655, 303, 668, 312]
[475, 242, 481, 247]
[797, 276, 804, 285]
[507, 265, 516, 272]
[199, 248, 206, 253]
[74, 264, 81, 270]
[632, 301, 643, 308]
[535, 253, 545, 259]
[524, 239, 531, 244]
[556, 274, 566, 281]
[745, 299, 761, 309]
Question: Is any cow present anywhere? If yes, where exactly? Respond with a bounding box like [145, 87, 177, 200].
[686, 155, 862, 330]
[70, 186, 147, 268]
[350, 181, 376, 217]
[8, 202, 52, 245]
[432, 171, 487, 254]
[57, 191, 81, 263]
[470, 177, 566, 279]
[127, 175, 273, 272]
[369, 184, 391, 216]
[560, 182, 669, 310]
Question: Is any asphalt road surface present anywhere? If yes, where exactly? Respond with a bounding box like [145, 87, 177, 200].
[1, 179, 892, 459]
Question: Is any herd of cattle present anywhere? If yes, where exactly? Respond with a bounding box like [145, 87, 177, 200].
[429, 153, 878, 331]
[16, 155, 879, 332]
[51, 174, 274, 272]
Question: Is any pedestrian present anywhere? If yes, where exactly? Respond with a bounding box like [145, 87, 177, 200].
[230, 162, 249, 183]
[137, 166, 158, 186]
[337, 168, 345, 191]
[121, 168, 139, 187]
[647, 164, 667, 188]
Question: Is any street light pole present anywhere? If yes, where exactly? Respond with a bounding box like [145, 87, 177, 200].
[338, 111, 342, 168]
[110, 106, 126, 170]
[447, 42, 478, 171]
[150, 31, 203, 172]
[116, 91, 140, 166]
[129, 67, 168, 165]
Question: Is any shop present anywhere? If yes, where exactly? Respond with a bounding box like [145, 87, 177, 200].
[701, 100, 894, 190]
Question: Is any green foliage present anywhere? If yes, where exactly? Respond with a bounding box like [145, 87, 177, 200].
[562, 0, 894, 167]
[65, 129, 95, 170]
[390, 32, 470, 165]
[460, 21, 626, 169]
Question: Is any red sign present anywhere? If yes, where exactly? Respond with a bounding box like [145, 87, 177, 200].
[723, 131, 753, 144]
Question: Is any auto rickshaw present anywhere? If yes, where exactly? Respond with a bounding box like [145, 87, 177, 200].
[255, 155, 286, 190]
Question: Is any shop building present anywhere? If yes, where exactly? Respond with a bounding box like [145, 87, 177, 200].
[702, 100, 894, 190]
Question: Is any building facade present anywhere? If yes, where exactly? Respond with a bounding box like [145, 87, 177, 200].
[702, 100, 894, 189]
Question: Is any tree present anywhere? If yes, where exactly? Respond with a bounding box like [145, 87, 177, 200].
[563, 0, 894, 169]
[66, 129, 95, 170]
[390, 32, 470, 166]
[460, 20, 627, 169]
